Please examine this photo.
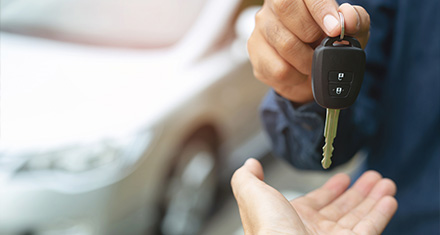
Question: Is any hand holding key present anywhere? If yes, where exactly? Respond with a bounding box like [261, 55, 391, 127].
[248, 0, 370, 105]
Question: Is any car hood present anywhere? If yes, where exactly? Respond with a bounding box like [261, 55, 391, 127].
[0, 33, 241, 153]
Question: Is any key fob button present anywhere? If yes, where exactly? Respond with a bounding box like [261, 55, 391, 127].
[328, 71, 353, 82]
[329, 84, 350, 97]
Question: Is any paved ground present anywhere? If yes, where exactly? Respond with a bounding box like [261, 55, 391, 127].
[201, 154, 365, 235]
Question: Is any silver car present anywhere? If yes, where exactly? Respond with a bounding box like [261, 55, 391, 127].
[0, 0, 267, 234]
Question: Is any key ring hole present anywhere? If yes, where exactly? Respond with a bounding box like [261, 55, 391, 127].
[322, 36, 362, 48]
[332, 40, 351, 47]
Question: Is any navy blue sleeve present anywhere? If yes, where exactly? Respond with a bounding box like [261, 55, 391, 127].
[260, 89, 373, 170]
[260, 0, 395, 170]
[260, 90, 325, 170]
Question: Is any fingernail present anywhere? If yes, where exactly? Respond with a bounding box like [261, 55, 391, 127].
[323, 14, 339, 33]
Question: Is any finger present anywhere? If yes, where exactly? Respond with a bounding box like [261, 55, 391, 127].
[247, 29, 308, 87]
[267, 0, 323, 43]
[337, 178, 397, 229]
[230, 159, 265, 234]
[353, 6, 370, 36]
[258, 76, 314, 104]
[303, 0, 341, 36]
[231, 158, 265, 194]
[353, 196, 398, 234]
[293, 173, 351, 210]
[339, 4, 370, 48]
[270, 80, 314, 104]
[338, 3, 360, 35]
[231, 159, 308, 233]
[319, 171, 383, 221]
[257, 9, 314, 75]
[352, 6, 370, 48]
[244, 158, 265, 181]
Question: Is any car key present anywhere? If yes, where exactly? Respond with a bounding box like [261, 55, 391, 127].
[311, 15, 366, 169]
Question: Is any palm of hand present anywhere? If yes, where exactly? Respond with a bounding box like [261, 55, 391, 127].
[232, 160, 397, 235]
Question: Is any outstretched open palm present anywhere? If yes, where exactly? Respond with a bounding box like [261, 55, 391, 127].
[231, 159, 397, 235]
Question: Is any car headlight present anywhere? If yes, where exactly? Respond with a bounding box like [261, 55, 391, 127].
[0, 129, 155, 192]
[21, 138, 128, 173]
[21, 130, 153, 173]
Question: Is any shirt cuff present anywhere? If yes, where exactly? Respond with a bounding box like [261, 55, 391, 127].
[260, 89, 326, 169]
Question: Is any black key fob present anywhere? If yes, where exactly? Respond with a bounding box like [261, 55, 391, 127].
[312, 36, 366, 109]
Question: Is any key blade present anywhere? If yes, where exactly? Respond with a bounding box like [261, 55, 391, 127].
[321, 109, 340, 169]
[323, 109, 340, 138]
[322, 143, 333, 169]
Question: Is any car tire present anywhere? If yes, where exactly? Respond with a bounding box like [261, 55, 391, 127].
[160, 131, 219, 235]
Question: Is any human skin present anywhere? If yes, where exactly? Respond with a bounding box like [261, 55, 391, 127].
[247, 0, 370, 105]
[231, 159, 398, 234]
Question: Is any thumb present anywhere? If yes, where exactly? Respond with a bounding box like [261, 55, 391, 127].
[231, 158, 264, 196]
[243, 158, 264, 181]
[231, 158, 308, 234]
[304, 0, 341, 36]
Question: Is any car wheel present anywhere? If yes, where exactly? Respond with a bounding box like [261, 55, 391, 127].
[160, 134, 219, 235]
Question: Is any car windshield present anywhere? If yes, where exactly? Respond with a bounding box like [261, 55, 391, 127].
[0, 0, 206, 48]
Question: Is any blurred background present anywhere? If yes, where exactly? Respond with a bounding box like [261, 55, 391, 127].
[0, 0, 362, 234]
